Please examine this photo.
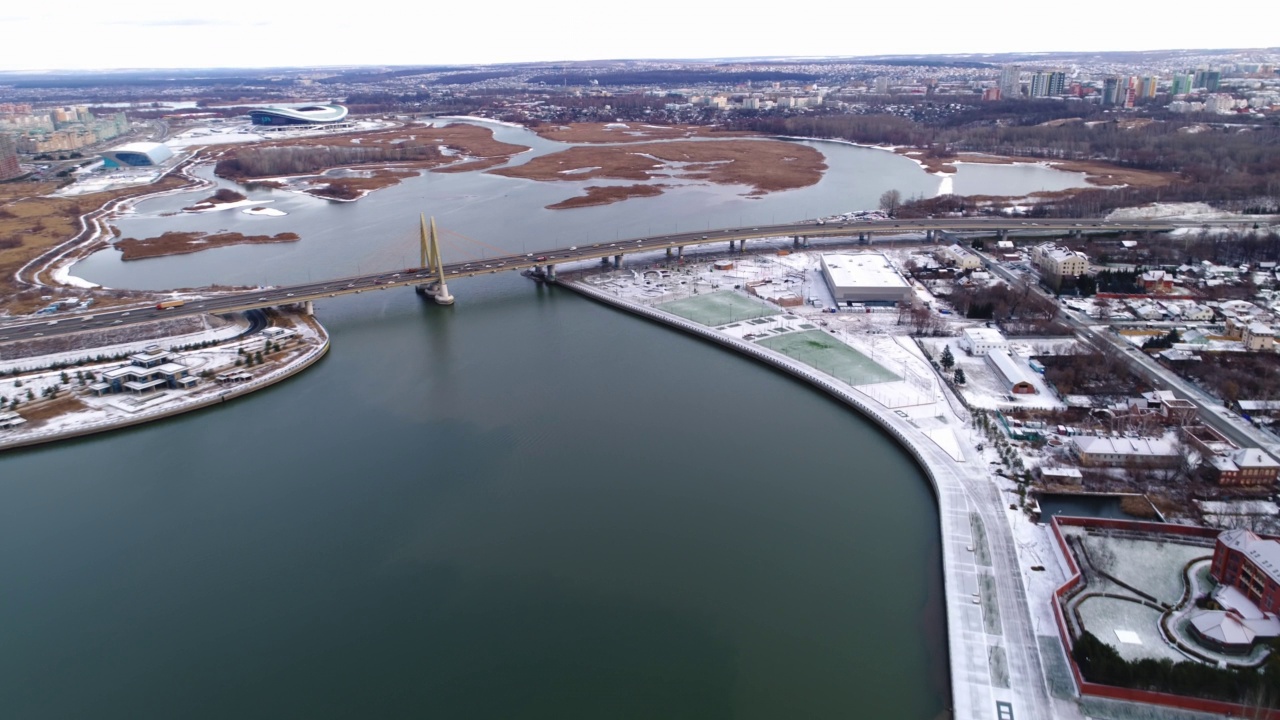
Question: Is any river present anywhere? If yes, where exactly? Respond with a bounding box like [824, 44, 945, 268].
[0, 124, 1090, 719]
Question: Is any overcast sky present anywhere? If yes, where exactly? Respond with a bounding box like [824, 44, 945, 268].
[2, 0, 1276, 72]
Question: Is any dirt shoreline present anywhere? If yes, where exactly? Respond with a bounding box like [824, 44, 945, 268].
[115, 231, 301, 261]
[895, 149, 1173, 188]
[302, 169, 419, 201]
[530, 122, 756, 144]
[182, 188, 247, 211]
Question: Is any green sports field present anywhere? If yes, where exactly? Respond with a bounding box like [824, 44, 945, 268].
[657, 291, 778, 326]
[757, 330, 899, 386]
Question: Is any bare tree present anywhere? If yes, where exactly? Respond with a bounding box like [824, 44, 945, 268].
[879, 189, 902, 216]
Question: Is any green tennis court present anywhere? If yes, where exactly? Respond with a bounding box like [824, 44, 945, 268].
[657, 291, 778, 326]
[757, 330, 899, 385]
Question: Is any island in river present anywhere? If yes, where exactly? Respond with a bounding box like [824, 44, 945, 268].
[490, 139, 828, 207]
[115, 231, 300, 261]
[212, 123, 530, 200]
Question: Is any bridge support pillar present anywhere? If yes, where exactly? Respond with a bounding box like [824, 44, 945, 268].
[666, 247, 673, 258]
[677, 246, 684, 258]
[997, 229, 1007, 240]
[729, 240, 735, 251]
[926, 230, 935, 242]
[546, 264, 556, 281]
[738, 239, 745, 253]
[793, 236, 801, 248]
[303, 300, 315, 316]
[613, 255, 621, 269]
[434, 282, 454, 305]
[859, 233, 867, 244]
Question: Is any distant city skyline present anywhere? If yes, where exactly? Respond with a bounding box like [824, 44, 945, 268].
[1, 1, 1277, 72]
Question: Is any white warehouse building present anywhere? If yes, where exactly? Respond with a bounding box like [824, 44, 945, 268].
[819, 253, 913, 306]
[958, 328, 1008, 356]
[986, 350, 1037, 394]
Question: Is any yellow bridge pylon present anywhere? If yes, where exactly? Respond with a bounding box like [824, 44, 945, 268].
[418, 214, 454, 305]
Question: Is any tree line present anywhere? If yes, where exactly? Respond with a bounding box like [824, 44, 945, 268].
[214, 144, 441, 179]
[1073, 630, 1280, 708]
[724, 111, 1280, 214]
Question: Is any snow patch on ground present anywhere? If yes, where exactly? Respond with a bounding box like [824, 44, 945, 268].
[242, 206, 287, 217]
[50, 262, 101, 289]
[185, 198, 269, 214]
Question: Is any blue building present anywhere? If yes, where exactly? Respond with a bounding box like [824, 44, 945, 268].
[99, 142, 174, 168]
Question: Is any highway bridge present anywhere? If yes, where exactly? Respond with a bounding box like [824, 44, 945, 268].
[0, 216, 1191, 344]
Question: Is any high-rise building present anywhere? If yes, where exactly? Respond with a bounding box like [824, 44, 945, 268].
[1192, 68, 1222, 91]
[1030, 73, 1050, 98]
[0, 134, 21, 181]
[1102, 77, 1120, 106]
[1137, 77, 1158, 100]
[1122, 77, 1137, 109]
[999, 65, 1021, 98]
[1048, 72, 1066, 97]
[874, 76, 889, 94]
[1029, 72, 1065, 98]
[1171, 74, 1193, 95]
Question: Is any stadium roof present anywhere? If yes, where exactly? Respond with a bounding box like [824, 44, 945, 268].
[112, 141, 169, 154]
[248, 104, 348, 124]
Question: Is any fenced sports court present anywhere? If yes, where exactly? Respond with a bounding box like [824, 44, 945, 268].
[757, 330, 900, 386]
[657, 291, 778, 326]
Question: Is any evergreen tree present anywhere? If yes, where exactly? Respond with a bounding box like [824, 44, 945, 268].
[940, 345, 955, 370]
[954, 368, 966, 385]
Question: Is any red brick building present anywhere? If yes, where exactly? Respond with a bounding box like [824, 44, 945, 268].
[1207, 448, 1280, 486]
[1211, 529, 1280, 614]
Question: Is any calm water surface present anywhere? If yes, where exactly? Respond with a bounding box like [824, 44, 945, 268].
[0, 125, 1083, 718]
[0, 279, 946, 719]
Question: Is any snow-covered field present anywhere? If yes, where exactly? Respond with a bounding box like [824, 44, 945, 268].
[54, 168, 168, 196]
[1108, 202, 1278, 224]
[1075, 595, 1181, 662]
[920, 337, 1072, 412]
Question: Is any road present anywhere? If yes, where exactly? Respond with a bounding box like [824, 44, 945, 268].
[976, 251, 1279, 456]
[1, 217, 1192, 345]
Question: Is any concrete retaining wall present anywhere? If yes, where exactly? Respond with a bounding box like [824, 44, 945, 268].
[560, 279, 972, 714]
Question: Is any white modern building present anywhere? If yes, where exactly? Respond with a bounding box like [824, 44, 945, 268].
[99, 142, 173, 168]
